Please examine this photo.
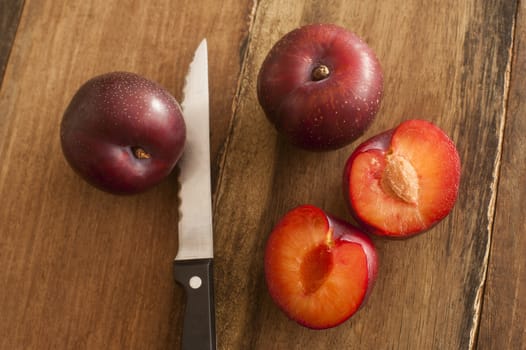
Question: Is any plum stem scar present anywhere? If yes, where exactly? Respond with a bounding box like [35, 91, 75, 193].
[132, 146, 151, 159]
[312, 64, 330, 81]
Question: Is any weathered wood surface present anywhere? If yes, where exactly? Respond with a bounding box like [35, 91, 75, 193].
[212, 0, 517, 349]
[478, 1, 526, 349]
[0, 0, 254, 348]
[0, 0, 522, 349]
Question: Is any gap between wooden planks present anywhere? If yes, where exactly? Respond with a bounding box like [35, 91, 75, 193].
[0, 0, 25, 84]
[478, 1, 526, 349]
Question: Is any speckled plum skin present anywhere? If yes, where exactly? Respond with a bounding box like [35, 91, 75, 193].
[60, 72, 186, 194]
[257, 23, 383, 151]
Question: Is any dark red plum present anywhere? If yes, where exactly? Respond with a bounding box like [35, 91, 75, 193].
[60, 71, 186, 194]
[257, 23, 383, 151]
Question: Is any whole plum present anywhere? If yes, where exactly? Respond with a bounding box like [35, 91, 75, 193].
[257, 24, 383, 150]
[60, 71, 186, 194]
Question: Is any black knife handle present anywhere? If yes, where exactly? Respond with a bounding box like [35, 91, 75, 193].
[174, 258, 216, 350]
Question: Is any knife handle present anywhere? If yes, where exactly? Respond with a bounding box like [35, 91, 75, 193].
[174, 258, 216, 350]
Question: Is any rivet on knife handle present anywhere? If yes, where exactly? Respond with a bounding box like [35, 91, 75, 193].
[174, 259, 216, 350]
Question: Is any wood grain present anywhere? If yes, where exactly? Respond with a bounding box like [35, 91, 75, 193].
[0, 0, 24, 84]
[212, 0, 516, 349]
[0, 0, 522, 348]
[0, 0, 253, 348]
[478, 1, 526, 349]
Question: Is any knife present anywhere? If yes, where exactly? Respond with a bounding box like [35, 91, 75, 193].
[174, 39, 216, 350]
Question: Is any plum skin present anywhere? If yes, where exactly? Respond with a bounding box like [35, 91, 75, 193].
[257, 23, 383, 151]
[60, 72, 186, 194]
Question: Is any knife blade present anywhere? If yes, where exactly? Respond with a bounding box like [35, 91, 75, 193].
[173, 39, 216, 350]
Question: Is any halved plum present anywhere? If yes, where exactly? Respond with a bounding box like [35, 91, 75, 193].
[343, 119, 461, 238]
[264, 205, 377, 329]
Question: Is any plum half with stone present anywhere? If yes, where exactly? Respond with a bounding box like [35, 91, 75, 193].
[343, 119, 461, 238]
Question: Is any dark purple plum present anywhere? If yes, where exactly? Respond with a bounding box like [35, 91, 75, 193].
[60, 71, 186, 194]
[257, 23, 383, 151]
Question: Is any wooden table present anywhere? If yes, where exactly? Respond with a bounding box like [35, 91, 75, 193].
[0, 1, 524, 349]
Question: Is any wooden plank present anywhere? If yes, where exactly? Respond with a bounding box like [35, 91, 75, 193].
[0, 0, 253, 348]
[213, 0, 516, 348]
[478, 2, 525, 349]
[0, 0, 24, 84]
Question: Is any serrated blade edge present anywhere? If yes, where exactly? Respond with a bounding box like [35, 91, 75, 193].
[176, 39, 213, 260]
